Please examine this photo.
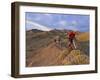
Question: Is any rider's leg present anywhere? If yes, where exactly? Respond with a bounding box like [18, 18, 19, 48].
[69, 39, 74, 50]
[68, 42, 73, 50]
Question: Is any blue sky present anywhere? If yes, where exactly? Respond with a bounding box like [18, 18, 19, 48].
[25, 12, 90, 32]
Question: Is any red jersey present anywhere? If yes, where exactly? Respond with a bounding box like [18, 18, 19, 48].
[68, 31, 75, 39]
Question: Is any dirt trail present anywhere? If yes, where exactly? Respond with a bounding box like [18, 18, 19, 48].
[27, 42, 63, 67]
[27, 42, 89, 67]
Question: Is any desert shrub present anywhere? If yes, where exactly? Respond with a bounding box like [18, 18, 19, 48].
[62, 50, 89, 65]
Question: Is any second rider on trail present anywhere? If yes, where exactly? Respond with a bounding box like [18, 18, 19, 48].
[54, 36, 61, 48]
[53, 31, 77, 50]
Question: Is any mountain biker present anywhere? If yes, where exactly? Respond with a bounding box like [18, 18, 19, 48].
[54, 36, 62, 48]
[67, 31, 76, 49]
[54, 36, 61, 45]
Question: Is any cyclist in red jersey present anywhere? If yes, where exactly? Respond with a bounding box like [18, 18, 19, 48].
[67, 31, 76, 49]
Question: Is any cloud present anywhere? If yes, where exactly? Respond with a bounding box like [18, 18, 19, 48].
[26, 20, 52, 31]
[58, 20, 67, 26]
[43, 14, 52, 16]
[71, 20, 78, 26]
[67, 26, 78, 31]
[43, 14, 53, 22]
[34, 17, 41, 21]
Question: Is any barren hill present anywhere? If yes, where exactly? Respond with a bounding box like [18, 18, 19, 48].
[26, 29, 89, 67]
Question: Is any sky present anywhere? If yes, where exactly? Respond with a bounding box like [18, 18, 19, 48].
[25, 12, 90, 32]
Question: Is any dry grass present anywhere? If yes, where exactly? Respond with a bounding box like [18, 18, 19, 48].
[55, 49, 70, 64]
[62, 50, 89, 65]
[76, 32, 89, 42]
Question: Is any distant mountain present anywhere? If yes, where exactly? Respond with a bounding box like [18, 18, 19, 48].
[31, 29, 43, 33]
[26, 20, 52, 31]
